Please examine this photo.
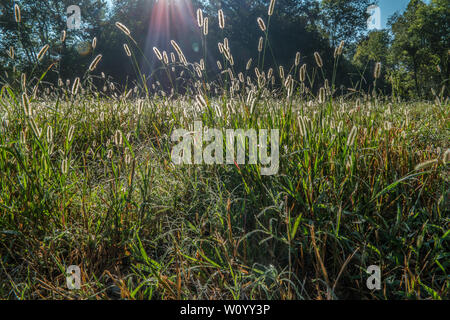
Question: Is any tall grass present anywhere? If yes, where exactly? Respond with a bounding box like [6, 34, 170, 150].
[0, 2, 448, 300]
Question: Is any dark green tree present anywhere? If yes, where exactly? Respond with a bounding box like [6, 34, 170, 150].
[0, 0, 107, 82]
[320, 0, 373, 47]
[390, 0, 449, 97]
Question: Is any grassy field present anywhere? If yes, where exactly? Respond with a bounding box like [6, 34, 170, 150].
[0, 81, 448, 299]
[0, 4, 449, 300]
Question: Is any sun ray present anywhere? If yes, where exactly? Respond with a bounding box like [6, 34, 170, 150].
[144, 0, 200, 72]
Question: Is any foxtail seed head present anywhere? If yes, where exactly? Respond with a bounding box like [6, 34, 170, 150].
[61, 158, 68, 174]
[88, 54, 102, 71]
[415, 159, 438, 171]
[203, 17, 209, 35]
[115, 130, 123, 146]
[197, 9, 203, 27]
[295, 52, 300, 66]
[300, 64, 306, 82]
[268, 0, 276, 16]
[246, 58, 252, 70]
[22, 93, 31, 117]
[374, 62, 382, 79]
[46, 126, 53, 144]
[37, 44, 49, 61]
[123, 43, 131, 56]
[153, 47, 162, 60]
[224, 37, 229, 50]
[314, 52, 323, 68]
[14, 4, 21, 23]
[319, 87, 326, 103]
[170, 40, 183, 58]
[279, 66, 284, 79]
[67, 125, 75, 142]
[257, 17, 266, 32]
[115, 22, 131, 36]
[72, 77, 80, 95]
[443, 149, 450, 164]
[218, 9, 225, 29]
[195, 95, 207, 109]
[337, 40, 345, 55]
[21, 73, 26, 90]
[346, 126, 358, 147]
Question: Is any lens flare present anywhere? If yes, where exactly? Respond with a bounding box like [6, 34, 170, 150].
[145, 0, 201, 69]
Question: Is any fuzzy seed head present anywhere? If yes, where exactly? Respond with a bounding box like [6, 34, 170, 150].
[314, 52, 323, 68]
[195, 94, 207, 109]
[258, 37, 264, 52]
[61, 158, 68, 174]
[67, 125, 75, 142]
[300, 64, 306, 82]
[224, 37, 229, 51]
[88, 54, 102, 71]
[443, 149, 450, 164]
[319, 87, 326, 103]
[203, 17, 209, 35]
[153, 47, 162, 60]
[9, 46, 14, 59]
[295, 52, 300, 66]
[115, 22, 131, 36]
[21, 73, 26, 90]
[279, 66, 284, 79]
[257, 17, 266, 32]
[14, 4, 21, 23]
[197, 9, 204, 27]
[115, 130, 123, 146]
[268, 0, 276, 16]
[415, 159, 438, 171]
[37, 44, 49, 61]
[246, 58, 252, 70]
[123, 43, 131, 56]
[72, 77, 80, 95]
[170, 40, 183, 57]
[374, 62, 382, 79]
[346, 126, 358, 147]
[22, 93, 31, 117]
[218, 9, 225, 29]
[338, 40, 345, 55]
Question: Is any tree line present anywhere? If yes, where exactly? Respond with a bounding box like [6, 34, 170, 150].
[0, 0, 448, 99]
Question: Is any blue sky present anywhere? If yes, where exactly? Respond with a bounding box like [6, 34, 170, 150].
[105, 0, 428, 29]
[319, 0, 431, 29]
[376, 0, 414, 28]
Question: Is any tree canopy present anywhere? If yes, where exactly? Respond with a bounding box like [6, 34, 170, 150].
[0, 0, 448, 98]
